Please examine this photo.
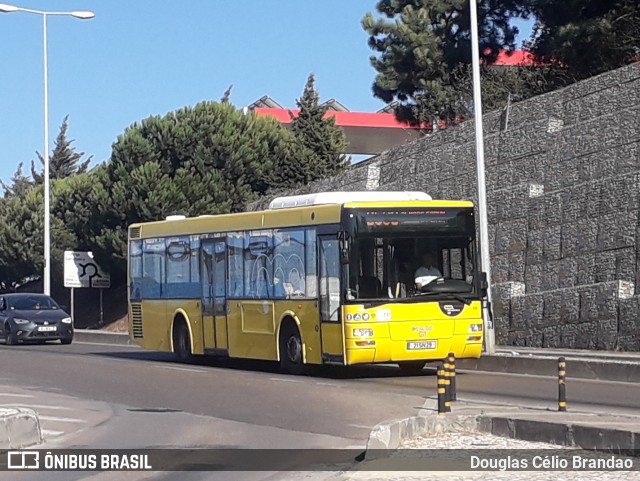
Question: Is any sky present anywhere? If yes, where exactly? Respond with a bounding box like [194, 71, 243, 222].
[0, 1, 534, 184]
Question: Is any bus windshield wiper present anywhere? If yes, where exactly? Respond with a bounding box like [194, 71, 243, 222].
[415, 291, 473, 305]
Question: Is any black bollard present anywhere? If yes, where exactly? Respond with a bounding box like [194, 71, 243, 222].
[437, 365, 447, 416]
[558, 357, 567, 412]
[443, 360, 452, 412]
[448, 352, 457, 402]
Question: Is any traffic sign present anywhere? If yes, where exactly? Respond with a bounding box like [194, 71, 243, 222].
[63, 251, 110, 288]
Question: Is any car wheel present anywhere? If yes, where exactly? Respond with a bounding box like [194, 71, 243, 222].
[398, 360, 427, 374]
[173, 321, 193, 363]
[5, 327, 18, 346]
[279, 323, 305, 375]
[60, 337, 73, 345]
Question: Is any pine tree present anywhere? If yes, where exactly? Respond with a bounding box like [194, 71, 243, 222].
[288, 74, 348, 184]
[0, 162, 34, 198]
[220, 85, 233, 103]
[362, 0, 530, 125]
[525, 0, 639, 79]
[31, 115, 92, 183]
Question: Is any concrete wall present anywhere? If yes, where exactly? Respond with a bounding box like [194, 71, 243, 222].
[258, 62, 640, 350]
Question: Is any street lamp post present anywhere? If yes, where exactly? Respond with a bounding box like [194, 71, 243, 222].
[0, 3, 94, 296]
[468, 0, 495, 354]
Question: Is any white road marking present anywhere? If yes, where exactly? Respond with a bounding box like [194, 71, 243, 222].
[74, 341, 140, 348]
[0, 404, 73, 410]
[157, 365, 207, 373]
[269, 377, 304, 383]
[38, 415, 87, 424]
[42, 429, 65, 437]
[347, 424, 372, 429]
[316, 382, 340, 387]
[0, 393, 35, 398]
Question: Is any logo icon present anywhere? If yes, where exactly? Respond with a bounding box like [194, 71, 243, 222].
[8, 451, 39, 470]
[438, 301, 464, 317]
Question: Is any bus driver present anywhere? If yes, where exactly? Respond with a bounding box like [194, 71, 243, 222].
[414, 252, 442, 290]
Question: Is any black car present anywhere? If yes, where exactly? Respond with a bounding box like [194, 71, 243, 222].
[0, 293, 73, 345]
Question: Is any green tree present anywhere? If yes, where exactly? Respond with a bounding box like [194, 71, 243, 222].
[288, 73, 348, 184]
[31, 115, 92, 183]
[525, 0, 639, 79]
[1, 162, 34, 198]
[97, 101, 307, 273]
[220, 85, 233, 103]
[0, 170, 108, 294]
[362, 0, 530, 125]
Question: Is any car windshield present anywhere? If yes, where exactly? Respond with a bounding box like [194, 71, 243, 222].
[10, 296, 58, 310]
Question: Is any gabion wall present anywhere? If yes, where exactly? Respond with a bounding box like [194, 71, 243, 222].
[255, 62, 640, 350]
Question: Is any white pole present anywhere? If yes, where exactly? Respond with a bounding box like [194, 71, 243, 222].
[469, 0, 495, 354]
[71, 287, 75, 326]
[0, 5, 94, 296]
[43, 12, 51, 296]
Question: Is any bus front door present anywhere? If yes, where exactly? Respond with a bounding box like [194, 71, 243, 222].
[318, 236, 344, 363]
[201, 239, 228, 351]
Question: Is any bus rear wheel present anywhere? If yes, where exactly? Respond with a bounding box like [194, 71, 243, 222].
[398, 361, 427, 374]
[173, 321, 193, 363]
[280, 323, 305, 375]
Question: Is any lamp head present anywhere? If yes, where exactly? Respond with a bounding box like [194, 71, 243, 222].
[0, 3, 19, 13]
[71, 10, 95, 19]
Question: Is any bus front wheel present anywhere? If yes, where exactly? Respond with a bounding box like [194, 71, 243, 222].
[280, 323, 305, 375]
[173, 321, 193, 363]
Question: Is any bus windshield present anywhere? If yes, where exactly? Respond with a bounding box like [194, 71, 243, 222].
[343, 207, 478, 301]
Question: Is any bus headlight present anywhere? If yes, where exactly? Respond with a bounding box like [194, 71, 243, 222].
[468, 323, 483, 332]
[353, 328, 373, 338]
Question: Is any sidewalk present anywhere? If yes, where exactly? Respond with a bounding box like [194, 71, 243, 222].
[365, 397, 640, 453]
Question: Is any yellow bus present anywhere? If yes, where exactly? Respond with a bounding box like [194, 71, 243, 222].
[127, 191, 486, 374]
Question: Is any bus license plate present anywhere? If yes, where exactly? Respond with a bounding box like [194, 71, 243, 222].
[407, 341, 436, 350]
[38, 326, 57, 332]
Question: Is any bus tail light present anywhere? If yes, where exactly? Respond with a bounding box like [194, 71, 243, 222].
[355, 340, 375, 347]
[467, 335, 482, 342]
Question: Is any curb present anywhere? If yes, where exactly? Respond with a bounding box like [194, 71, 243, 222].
[0, 408, 42, 449]
[365, 413, 640, 456]
[74, 329, 131, 345]
[365, 415, 478, 455]
[458, 355, 640, 383]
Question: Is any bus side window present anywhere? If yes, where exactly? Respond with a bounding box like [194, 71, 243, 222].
[227, 233, 244, 298]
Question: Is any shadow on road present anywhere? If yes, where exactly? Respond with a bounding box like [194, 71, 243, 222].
[91, 349, 440, 380]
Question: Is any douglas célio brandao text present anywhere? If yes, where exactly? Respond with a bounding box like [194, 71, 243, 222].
[470, 454, 635, 471]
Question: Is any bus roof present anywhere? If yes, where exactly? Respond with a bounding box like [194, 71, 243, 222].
[129, 194, 474, 239]
[268, 191, 432, 209]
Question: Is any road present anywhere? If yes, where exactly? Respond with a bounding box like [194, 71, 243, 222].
[2, 340, 640, 480]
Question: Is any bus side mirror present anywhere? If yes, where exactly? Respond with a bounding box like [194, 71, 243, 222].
[479, 272, 489, 298]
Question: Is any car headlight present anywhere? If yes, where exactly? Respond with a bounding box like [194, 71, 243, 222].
[13, 318, 30, 324]
[61, 317, 72, 324]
